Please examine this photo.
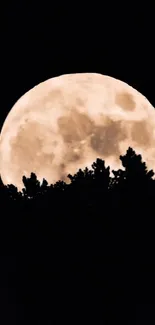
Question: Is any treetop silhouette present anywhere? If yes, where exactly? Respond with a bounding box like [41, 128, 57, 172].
[1, 146, 155, 324]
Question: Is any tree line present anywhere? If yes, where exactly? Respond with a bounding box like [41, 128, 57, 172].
[1, 147, 155, 324]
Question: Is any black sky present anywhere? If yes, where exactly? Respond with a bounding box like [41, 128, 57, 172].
[1, 3, 155, 132]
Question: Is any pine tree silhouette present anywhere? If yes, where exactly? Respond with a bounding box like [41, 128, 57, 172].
[0, 146, 155, 324]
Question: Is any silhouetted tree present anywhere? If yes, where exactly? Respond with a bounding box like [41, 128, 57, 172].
[1, 146, 155, 324]
[91, 158, 110, 198]
[6, 184, 22, 201]
[22, 172, 41, 199]
[40, 177, 48, 193]
[120, 147, 154, 184]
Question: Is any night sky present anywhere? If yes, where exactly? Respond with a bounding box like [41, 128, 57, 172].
[1, 2, 155, 324]
[1, 3, 155, 131]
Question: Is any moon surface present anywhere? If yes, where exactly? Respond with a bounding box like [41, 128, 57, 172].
[0, 73, 155, 191]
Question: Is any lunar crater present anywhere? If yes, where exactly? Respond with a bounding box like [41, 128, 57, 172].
[90, 119, 126, 157]
[131, 120, 152, 147]
[58, 110, 93, 144]
[115, 92, 136, 111]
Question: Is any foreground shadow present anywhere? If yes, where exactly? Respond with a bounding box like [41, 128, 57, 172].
[0, 147, 155, 324]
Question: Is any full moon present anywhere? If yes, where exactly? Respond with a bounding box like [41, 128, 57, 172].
[1, 73, 155, 191]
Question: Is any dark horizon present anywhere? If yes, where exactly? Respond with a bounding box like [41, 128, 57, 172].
[1, 147, 155, 324]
